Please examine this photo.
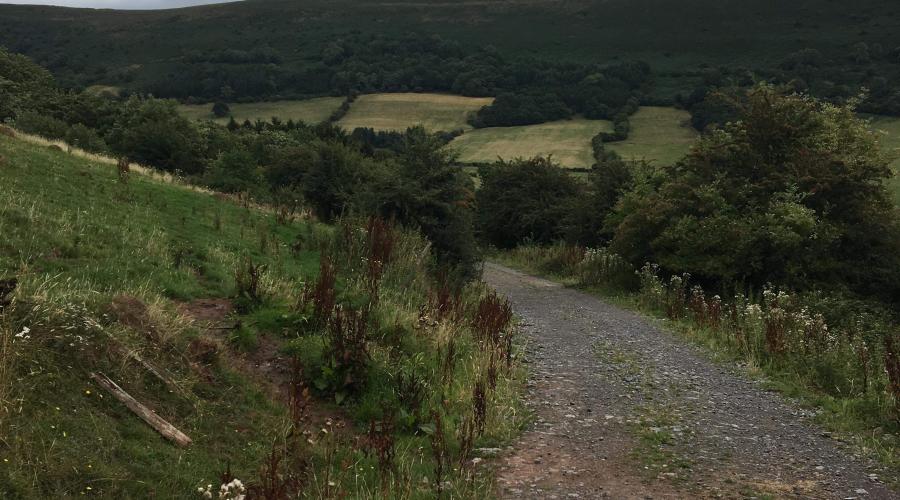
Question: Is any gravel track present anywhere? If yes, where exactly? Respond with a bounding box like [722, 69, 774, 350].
[484, 263, 896, 499]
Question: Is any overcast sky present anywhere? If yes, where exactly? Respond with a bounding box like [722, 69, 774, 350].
[1, 0, 236, 9]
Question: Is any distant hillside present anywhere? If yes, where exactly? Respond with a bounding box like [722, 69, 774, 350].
[2, 0, 900, 107]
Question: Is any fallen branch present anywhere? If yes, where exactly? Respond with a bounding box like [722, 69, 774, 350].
[90, 372, 192, 447]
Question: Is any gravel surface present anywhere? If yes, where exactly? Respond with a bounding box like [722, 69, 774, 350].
[484, 263, 897, 499]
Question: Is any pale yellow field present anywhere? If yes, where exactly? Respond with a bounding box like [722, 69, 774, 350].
[337, 93, 494, 132]
[606, 106, 697, 165]
[449, 119, 613, 168]
[869, 115, 900, 205]
[177, 97, 344, 125]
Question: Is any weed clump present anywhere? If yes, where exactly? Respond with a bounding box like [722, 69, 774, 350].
[234, 256, 267, 310]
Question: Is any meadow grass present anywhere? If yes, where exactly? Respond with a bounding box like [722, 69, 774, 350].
[606, 107, 697, 166]
[337, 93, 493, 133]
[868, 115, 900, 206]
[177, 97, 345, 125]
[0, 134, 322, 497]
[449, 118, 613, 168]
[0, 135, 527, 498]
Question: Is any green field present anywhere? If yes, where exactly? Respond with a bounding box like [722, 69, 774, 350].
[869, 115, 900, 205]
[607, 107, 697, 165]
[177, 97, 344, 125]
[449, 118, 613, 168]
[337, 93, 493, 132]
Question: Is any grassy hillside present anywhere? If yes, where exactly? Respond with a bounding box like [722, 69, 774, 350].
[337, 93, 493, 133]
[0, 133, 525, 498]
[449, 118, 613, 168]
[0, 133, 318, 496]
[606, 107, 697, 166]
[2, 0, 899, 100]
[178, 97, 344, 125]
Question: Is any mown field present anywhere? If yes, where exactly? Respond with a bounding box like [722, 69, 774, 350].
[869, 115, 900, 205]
[337, 93, 493, 132]
[177, 97, 344, 125]
[449, 118, 612, 168]
[606, 107, 697, 166]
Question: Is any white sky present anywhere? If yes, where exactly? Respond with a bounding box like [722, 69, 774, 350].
[1, 0, 236, 9]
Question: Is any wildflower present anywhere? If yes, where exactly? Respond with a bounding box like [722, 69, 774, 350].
[14, 326, 31, 341]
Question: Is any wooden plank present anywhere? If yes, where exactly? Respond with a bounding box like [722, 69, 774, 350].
[90, 372, 192, 447]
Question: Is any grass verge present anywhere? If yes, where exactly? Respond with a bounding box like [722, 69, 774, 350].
[0, 134, 526, 498]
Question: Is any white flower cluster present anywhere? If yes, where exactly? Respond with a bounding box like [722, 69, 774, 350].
[197, 478, 245, 500]
[577, 248, 629, 285]
[13, 326, 31, 342]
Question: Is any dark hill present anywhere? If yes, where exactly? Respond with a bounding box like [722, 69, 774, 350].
[2, 0, 899, 107]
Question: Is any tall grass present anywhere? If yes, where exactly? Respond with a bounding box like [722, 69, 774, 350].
[288, 216, 527, 497]
[0, 135, 527, 498]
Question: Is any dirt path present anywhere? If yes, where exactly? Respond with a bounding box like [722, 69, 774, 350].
[484, 263, 896, 499]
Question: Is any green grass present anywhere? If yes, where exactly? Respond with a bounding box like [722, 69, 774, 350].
[868, 115, 900, 206]
[449, 118, 613, 168]
[337, 93, 493, 132]
[177, 97, 344, 125]
[0, 135, 527, 498]
[0, 134, 322, 497]
[607, 107, 697, 166]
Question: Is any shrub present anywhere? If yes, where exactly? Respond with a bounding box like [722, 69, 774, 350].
[476, 156, 582, 248]
[205, 150, 261, 195]
[322, 306, 370, 397]
[14, 110, 68, 140]
[609, 85, 900, 302]
[65, 123, 107, 153]
[234, 256, 267, 310]
[211, 101, 230, 118]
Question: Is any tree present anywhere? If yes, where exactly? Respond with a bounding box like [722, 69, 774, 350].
[205, 150, 260, 194]
[0, 47, 57, 121]
[363, 127, 480, 278]
[476, 156, 582, 248]
[564, 156, 635, 246]
[107, 97, 205, 175]
[608, 85, 900, 301]
[212, 101, 231, 118]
